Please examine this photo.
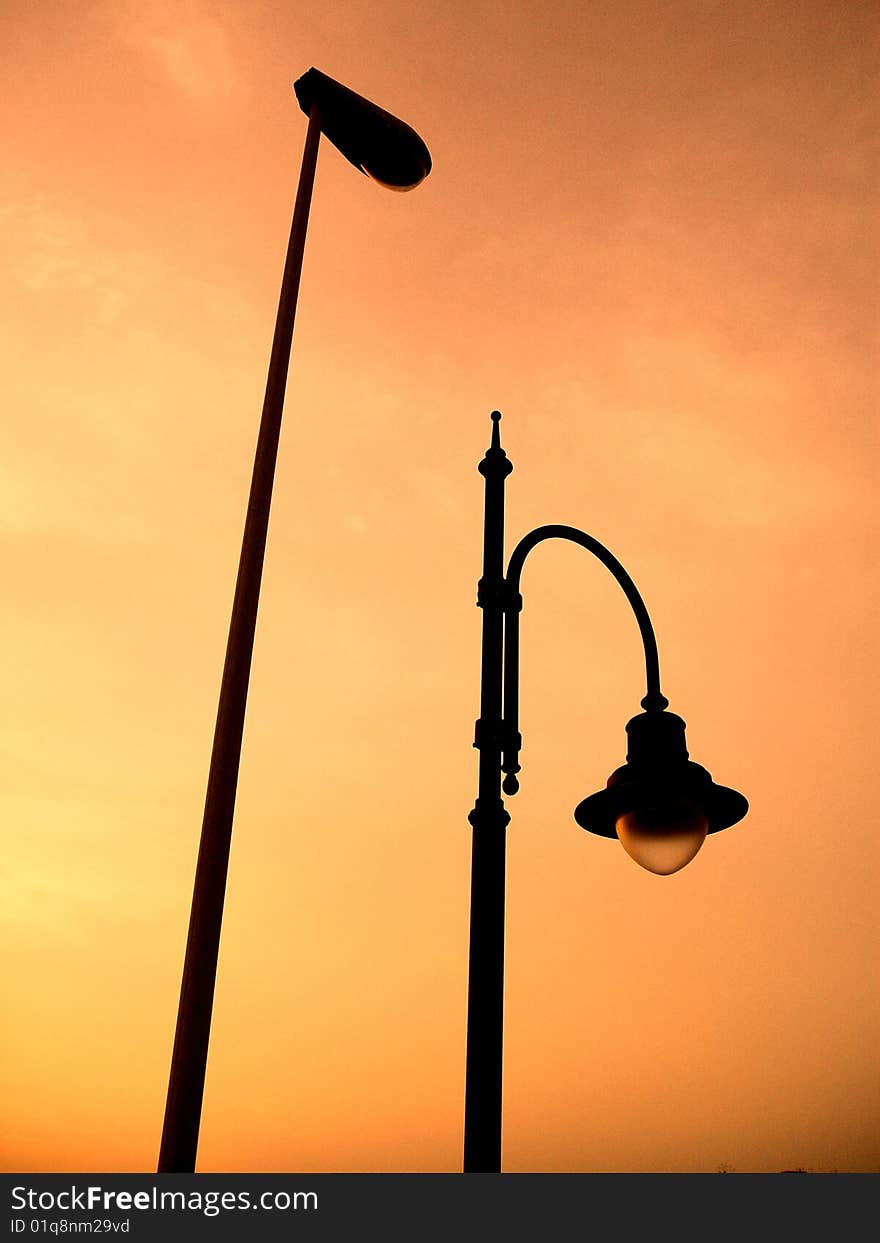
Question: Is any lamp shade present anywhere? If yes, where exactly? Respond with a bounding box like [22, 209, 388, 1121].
[574, 711, 747, 872]
[294, 68, 432, 191]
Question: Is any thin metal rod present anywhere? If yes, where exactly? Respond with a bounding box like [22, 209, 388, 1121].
[505, 523, 667, 746]
[463, 412, 512, 1173]
[157, 101, 322, 1174]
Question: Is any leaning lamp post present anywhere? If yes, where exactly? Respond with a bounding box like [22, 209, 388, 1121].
[158, 70, 431, 1175]
[463, 411, 748, 1173]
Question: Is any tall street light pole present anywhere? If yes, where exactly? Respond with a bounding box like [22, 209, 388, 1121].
[158, 69, 431, 1175]
[463, 411, 748, 1173]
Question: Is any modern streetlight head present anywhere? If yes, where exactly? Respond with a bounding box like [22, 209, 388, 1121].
[293, 68, 432, 191]
[574, 710, 748, 875]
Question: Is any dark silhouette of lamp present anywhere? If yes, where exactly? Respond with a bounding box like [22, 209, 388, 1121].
[158, 71, 431, 1175]
[574, 709, 748, 875]
[294, 68, 431, 190]
[464, 411, 748, 1172]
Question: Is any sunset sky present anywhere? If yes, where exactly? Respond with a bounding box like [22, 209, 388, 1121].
[3, 0, 877, 1174]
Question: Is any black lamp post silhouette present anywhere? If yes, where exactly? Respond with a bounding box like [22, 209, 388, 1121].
[158, 69, 431, 1175]
[463, 411, 747, 1173]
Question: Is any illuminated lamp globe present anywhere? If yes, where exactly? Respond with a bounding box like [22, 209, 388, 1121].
[574, 710, 748, 876]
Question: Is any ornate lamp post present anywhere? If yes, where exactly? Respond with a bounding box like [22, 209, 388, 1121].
[158, 70, 431, 1175]
[463, 411, 748, 1173]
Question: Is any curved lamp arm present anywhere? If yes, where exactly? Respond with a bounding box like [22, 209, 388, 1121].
[501, 525, 669, 793]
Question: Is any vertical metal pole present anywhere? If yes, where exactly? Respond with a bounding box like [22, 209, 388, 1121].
[158, 103, 322, 1174]
[463, 410, 513, 1173]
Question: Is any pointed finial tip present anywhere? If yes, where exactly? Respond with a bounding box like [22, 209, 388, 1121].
[488, 409, 503, 450]
[479, 408, 511, 473]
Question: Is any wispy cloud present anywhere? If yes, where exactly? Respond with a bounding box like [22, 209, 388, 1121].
[1, 197, 159, 323]
[0, 193, 257, 548]
[616, 334, 876, 534]
[115, 0, 245, 108]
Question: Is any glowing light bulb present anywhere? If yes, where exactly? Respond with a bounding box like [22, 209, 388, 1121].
[615, 797, 708, 875]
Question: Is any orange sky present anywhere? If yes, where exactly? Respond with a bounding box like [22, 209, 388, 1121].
[2, 0, 877, 1173]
